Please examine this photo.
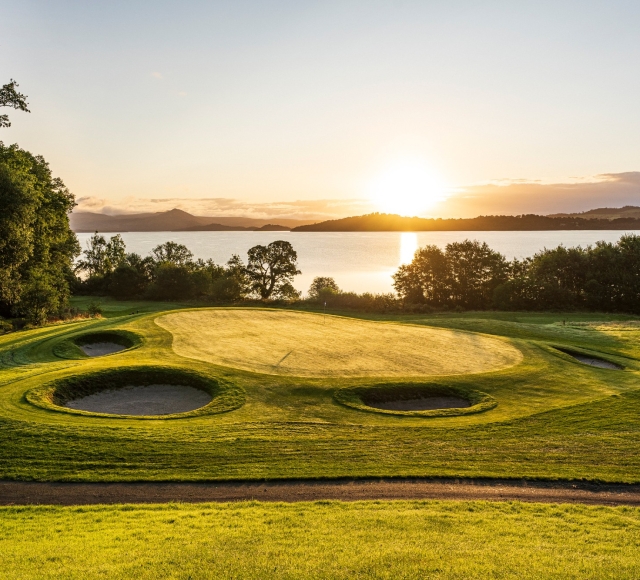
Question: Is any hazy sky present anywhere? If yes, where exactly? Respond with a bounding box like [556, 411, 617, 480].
[2, 1, 640, 218]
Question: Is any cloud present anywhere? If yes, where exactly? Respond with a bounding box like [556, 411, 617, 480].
[74, 196, 376, 220]
[75, 172, 640, 220]
[177, 91, 187, 97]
[433, 172, 640, 218]
[151, 72, 163, 79]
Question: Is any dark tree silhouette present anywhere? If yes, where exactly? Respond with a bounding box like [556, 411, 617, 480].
[0, 80, 30, 128]
[245, 240, 301, 299]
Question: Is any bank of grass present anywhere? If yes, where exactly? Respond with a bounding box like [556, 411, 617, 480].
[0, 500, 638, 579]
[0, 302, 639, 482]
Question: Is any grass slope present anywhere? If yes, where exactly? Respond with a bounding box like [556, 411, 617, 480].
[0, 302, 639, 482]
[1, 501, 639, 579]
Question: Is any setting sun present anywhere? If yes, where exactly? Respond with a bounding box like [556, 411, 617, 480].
[368, 161, 447, 216]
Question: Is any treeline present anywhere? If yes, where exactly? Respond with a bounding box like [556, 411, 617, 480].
[292, 212, 640, 232]
[75, 234, 301, 302]
[392, 236, 640, 313]
[0, 142, 79, 325]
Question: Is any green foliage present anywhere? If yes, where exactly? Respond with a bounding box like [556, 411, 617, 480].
[395, 235, 640, 313]
[151, 241, 193, 266]
[0, 79, 29, 128]
[0, 143, 78, 322]
[245, 240, 301, 299]
[307, 276, 340, 300]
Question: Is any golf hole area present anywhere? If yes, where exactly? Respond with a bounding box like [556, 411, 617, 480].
[554, 347, 624, 370]
[53, 330, 140, 359]
[334, 382, 497, 418]
[27, 367, 246, 419]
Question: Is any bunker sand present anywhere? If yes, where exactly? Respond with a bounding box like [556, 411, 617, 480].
[156, 309, 522, 377]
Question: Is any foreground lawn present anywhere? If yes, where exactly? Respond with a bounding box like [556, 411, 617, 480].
[1, 303, 639, 482]
[1, 500, 638, 579]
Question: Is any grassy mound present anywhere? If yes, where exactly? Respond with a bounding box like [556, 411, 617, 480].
[334, 382, 497, 417]
[52, 330, 140, 359]
[26, 366, 245, 419]
[156, 308, 522, 377]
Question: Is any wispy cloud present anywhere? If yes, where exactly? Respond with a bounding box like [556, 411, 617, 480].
[75, 172, 640, 220]
[74, 196, 376, 220]
[433, 172, 640, 218]
[150, 72, 163, 80]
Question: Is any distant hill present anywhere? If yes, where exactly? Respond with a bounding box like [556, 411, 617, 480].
[70, 209, 311, 232]
[549, 206, 640, 220]
[291, 212, 640, 232]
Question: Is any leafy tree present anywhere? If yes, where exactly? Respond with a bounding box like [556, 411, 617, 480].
[446, 240, 508, 309]
[151, 242, 193, 266]
[308, 277, 340, 301]
[108, 265, 149, 299]
[77, 233, 126, 277]
[0, 80, 30, 128]
[16, 268, 63, 325]
[0, 143, 78, 321]
[245, 240, 301, 299]
[146, 263, 195, 300]
[393, 245, 449, 305]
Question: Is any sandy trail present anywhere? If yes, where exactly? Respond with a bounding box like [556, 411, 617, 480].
[1, 479, 639, 506]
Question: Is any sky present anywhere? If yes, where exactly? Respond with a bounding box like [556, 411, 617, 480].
[2, 0, 640, 219]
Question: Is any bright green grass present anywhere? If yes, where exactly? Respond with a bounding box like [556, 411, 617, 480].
[1, 501, 639, 579]
[1, 302, 639, 482]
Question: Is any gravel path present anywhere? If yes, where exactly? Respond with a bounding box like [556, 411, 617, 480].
[1, 479, 639, 506]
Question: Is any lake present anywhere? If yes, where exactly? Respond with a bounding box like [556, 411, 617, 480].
[75, 230, 640, 295]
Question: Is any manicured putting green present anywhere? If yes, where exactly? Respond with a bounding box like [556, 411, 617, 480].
[156, 309, 522, 377]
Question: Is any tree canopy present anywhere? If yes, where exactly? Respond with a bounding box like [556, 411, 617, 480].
[0, 80, 30, 128]
[0, 142, 78, 322]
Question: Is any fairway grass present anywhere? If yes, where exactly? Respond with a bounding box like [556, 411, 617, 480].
[156, 309, 522, 377]
[1, 305, 639, 482]
[1, 500, 638, 579]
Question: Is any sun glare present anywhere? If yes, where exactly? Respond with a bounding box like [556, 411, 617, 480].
[368, 161, 447, 216]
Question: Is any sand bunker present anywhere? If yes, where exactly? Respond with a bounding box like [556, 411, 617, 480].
[80, 342, 128, 357]
[367, 395, 472, 411]
[557, 349, 623, 370]
[64, 384, 212, 415]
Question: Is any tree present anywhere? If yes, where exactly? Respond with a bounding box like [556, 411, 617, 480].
[245, 240, 301, 299]
[393, 245, 449, 305]
[108, 265, 149, 299]
[151, 242, 193, 266]
[0, 80, 30, 128]
[308, 277, 340, 300]
[16, 268, 63, 325]
[0, 143, 78, 321]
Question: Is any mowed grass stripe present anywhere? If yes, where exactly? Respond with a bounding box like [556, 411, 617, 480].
[155, 309, 523, 377]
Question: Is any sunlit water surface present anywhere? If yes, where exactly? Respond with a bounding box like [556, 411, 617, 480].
[76, 230, 640, 294]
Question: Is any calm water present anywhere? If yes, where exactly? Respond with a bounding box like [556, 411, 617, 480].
[76, 230, 640, 294]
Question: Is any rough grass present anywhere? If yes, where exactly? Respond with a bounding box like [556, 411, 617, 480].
[155, 308, 523, 377]
[0, 304, 639, 482]
[0, 501, 639, 579]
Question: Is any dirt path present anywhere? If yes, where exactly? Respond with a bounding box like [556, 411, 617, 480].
[2, 479, 640, 506]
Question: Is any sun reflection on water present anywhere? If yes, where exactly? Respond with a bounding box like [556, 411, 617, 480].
[400, 232, 418, 265]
